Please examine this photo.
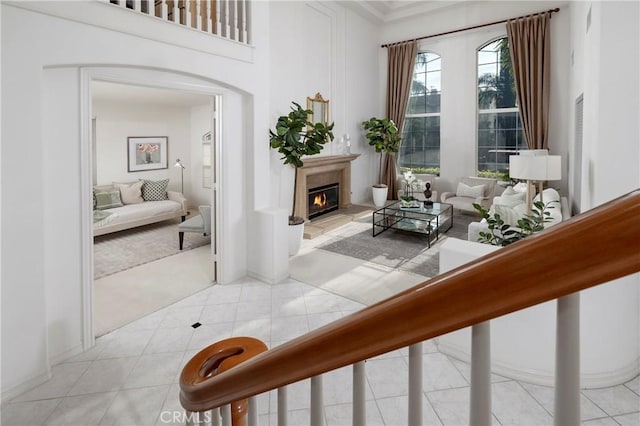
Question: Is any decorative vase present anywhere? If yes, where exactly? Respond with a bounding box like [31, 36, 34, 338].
[287, 221, 305, 256]
[372, 185, 388, 208]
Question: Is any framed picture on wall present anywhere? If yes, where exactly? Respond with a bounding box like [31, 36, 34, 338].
[127, 136, 168, 172]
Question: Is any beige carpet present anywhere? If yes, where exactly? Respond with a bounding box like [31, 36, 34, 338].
[290, 249, 428, 306]
[94, 245, 212, 336]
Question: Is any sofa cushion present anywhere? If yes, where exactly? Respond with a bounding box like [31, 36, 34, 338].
[456, 182, 485, 198]
[94, 190, 123, 210]
[494, 186, 527, 208]
[141, 179, 169, 201]
[116, 181, 144, 205]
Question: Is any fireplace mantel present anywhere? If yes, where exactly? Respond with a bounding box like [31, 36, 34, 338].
[294, 154, 360, 220]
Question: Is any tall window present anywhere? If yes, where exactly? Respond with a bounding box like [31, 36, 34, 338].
[398, 51, 441, 175]
[477, 38, 525, 179]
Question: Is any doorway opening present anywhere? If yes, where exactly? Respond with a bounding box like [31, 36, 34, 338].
[90, 80, 220, 336]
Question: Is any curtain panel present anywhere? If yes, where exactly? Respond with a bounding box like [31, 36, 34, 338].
[506, 12, 551, 150]
[385, 41, 418, 199]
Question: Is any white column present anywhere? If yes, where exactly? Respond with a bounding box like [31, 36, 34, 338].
[408, 343, 423, 426]
[554, 294, 581, 426]
[278, 386, 288, 426]
[352, 362, 366, 426]
[310, 376, 324, 426]
[470, 322, 492, 426]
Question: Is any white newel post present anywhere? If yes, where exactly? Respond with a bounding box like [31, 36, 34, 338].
[470, 322, 492, 426]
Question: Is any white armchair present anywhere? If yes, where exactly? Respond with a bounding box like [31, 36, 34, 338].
[178, 205, 211, 250]
[441, 177, 497, 212]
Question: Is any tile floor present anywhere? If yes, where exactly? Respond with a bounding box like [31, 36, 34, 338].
[2, 242, 639, 425]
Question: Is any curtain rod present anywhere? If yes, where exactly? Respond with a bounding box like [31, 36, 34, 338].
[381, 7, 560, 48]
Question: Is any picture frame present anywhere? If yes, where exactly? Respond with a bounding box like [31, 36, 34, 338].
[127, 136, 168, 172]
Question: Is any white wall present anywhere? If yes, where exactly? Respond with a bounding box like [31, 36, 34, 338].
[268, 1, 380, 209]
[568, 1, 640, 385]
[379, 1, 570, 195]
[93, 100, 197, 200]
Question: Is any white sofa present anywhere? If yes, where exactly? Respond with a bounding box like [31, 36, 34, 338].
[467, 185, 569, 243]
[93, 182, 187, 236]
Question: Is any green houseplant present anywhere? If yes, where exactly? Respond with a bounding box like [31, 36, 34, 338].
[361, 117, 402, 207]
[473, 200, 553, 246]
[269, 101, 334, 254]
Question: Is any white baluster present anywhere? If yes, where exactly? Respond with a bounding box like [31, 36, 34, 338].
[211, 407, 221, 426]
[231, 0, 238, 41]
[185, 0, 192, 28]
[224, 0, 230, 38]
[408, 343, 423, 426]
[554, 294, 581, 426]
[245, 0, 251, 44]
[172, 0, 179, 23]
[278, 387, 288, 426]
[352, 362, 366, 426]
[248, 396, 258, 426]
[205, 0, 212, 33]
[195, 0, 201, 30]
[133, 0, 141, 12]
[161, 0, 168, 20]
[215, 0, 221, 35]
[240, 0, 248, 43]
[470, 322, 492, 426]
[221, 404, 231, 426]
[310, 376, 324, 426]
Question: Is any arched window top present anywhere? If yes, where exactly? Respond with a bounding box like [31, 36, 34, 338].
[477, 37, 517, 110]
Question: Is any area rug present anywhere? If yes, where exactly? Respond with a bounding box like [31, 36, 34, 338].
[318, 212, 476, 277]
[94, 219, 211, 279]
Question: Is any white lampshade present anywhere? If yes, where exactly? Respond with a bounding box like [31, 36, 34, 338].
[509, 153, 561, 181]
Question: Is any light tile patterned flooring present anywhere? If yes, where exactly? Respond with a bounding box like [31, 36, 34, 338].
[2, 263, 639, 425]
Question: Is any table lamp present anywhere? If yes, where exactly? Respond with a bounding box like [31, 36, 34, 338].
[509, 150, 561, 214]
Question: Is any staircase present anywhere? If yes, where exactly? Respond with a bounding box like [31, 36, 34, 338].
[180, 190, 640, 425]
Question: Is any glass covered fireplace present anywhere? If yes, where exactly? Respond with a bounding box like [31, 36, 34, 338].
[308, 183, 339, 220]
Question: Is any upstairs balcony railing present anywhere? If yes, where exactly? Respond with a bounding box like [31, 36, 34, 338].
[105, 0, 251, 45]
[180, 190, 639, 425]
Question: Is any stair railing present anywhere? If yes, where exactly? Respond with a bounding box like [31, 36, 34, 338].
[180, 190, 639, 425]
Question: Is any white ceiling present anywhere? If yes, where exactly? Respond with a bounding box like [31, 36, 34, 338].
[92, 81, 212, 108]
[345, 0, 469, 23]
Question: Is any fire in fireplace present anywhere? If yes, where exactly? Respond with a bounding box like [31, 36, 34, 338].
[308, 183, 339, 220]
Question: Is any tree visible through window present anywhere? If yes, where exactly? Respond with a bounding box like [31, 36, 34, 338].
[477, 38, 526, 180]
[398, 51, 441, 175]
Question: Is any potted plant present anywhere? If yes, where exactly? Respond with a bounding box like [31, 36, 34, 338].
[361, 117, 402, 207]
[270, 101, 334, 255]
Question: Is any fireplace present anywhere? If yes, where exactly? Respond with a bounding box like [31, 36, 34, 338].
[308, 183, 339, 220]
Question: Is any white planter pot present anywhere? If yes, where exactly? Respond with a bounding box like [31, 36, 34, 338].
[372, 185, 388, 208]
[287, 221, 305, 256]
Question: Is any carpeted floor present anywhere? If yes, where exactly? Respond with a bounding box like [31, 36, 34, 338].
[318, 211, 475, 277]
[93, 218, 211, 279]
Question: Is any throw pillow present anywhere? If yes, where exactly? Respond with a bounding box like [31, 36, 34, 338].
[512, 182, 528, 193]
[494, 190, 526, 208]
[456, 182, 485, 198]
[533, 188, 561, 204]
[93, 185, 115, 210]
[115, 181, 144, 205]
[141, 179, 169, 201]
[493, 204, 522, 227]
[94, 190, 123, 210]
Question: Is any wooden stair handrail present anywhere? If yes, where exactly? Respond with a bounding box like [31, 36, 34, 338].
[180, 190, 640, 412]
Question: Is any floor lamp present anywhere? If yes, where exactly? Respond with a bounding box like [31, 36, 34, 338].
[509, 150, 561, 214]
[174, 158, 185, 194]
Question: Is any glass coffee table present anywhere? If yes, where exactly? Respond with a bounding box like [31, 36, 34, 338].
[372, 201, 453, 247]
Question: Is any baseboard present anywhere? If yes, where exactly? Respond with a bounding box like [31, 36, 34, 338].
[246, 270, 289, 285]
[49, 343, 85, 367]
[437, 340, 640, 388]
[2, 368, 51, 402]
